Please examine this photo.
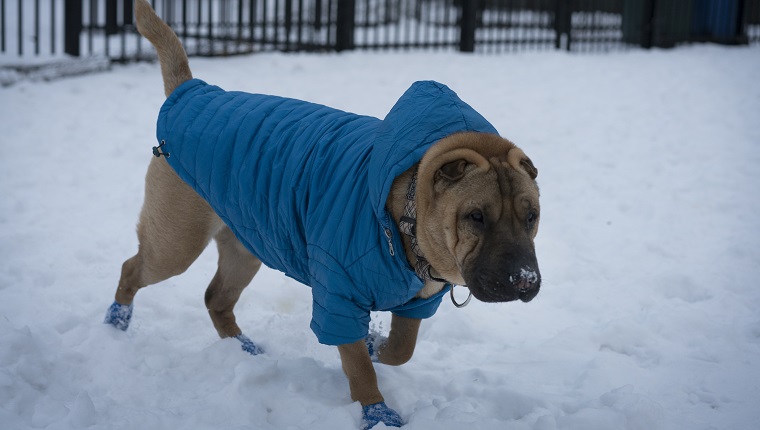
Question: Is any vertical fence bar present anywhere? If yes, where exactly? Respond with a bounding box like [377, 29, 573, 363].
[119, 0, 126, 60]
[335, 0, 354, 51]
[124, 0, 132, 23]
[274, 0, 280, 49]
[16, 0, 21, 55]
[404, 0, 411, 49]
[376, 0, 381, 48]
[262, 0, 267, 47]
[222, 0, 228, 55]
[236, 0, 239, 47]
[546, 0, 553, 51]
[315, 0, 322, 33]
[87, 0, 94, 55]
[374, 0, 380, 48]
[460, 0, 476, 51]
[508, 0, 516, 52]
[593, 4, 600, 52]
[181, 0, 187, 47]
[1, 0, 5, 53]
[136, 0, 142, 57]
[297, 0, 303, 49]
[424, 0, 430, 48]
[65, 0, 82, 56]
[555, 0, 570, 50]
[196, 0, 202, 52]
[601, 0, 608, 51]
[642, 0, 655, 48]
[237, 0, 243, 42]
[521, 0, 527, 52]
[106, 0, 117, 35]
[110, 0, 121, 57]
[385, 0, 392, 49]
[416, 0, 421, 49]
[285, 0, 292, 50]
[444, 0, 452, 50]
[104, 0, 113, 57]
[51, 0, 56, 54]
[397, 0, 403, 49]
[747, 0, 760, 42]
[208, 0, 213, 55]
[498, 0, 507, 54]
[623, 0, 653, 48]
[436, 0, 443, 50]
[34, 0, 40, 54]
[326, 0, 332, 48]
[250, 0, 256, 49]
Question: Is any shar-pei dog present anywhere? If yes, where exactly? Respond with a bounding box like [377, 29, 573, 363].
[105, 1, 542, 428]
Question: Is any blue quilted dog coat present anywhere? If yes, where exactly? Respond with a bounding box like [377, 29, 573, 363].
[156, 79, 498, 345]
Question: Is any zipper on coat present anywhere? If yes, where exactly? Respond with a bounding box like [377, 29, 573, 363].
[384, 227, 395, 256]
[382, 212, 395, 257]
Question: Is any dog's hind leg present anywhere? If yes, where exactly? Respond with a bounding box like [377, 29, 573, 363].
[205, 226, 263, 354]
[105, 158, 222, 330]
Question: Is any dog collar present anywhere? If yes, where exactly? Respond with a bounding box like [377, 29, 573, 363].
[398, 171, 473, 308]
[398, 171, 450, 285]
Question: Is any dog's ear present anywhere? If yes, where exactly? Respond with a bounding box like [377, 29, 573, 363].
[432, 148, 491, 191]
[519, 157, 538, 179]
[436, 159, 468, 182]
[506, 148, 538, 180]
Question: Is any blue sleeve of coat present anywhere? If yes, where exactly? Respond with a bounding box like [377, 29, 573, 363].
[390, 284, 451, 320]
[308, 245, 372, 345]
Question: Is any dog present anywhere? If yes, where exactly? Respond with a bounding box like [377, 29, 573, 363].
[105, 1, 541, 428]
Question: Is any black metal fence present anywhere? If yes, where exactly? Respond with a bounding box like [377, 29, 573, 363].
[747, 0, 760, 41]
[1, 0, 758, 62]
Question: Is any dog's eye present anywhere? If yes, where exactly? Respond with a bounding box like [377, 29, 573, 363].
[526, 209, 538, 230]
[469, 210, 485, 225]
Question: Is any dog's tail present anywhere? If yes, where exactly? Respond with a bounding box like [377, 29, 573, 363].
[134, 0, 192, 97]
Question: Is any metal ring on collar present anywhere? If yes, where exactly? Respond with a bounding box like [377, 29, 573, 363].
[450, 285, 472, 308]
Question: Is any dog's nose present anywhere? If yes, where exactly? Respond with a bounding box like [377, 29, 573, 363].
[519, 288, 539, 302]
[513, 270, 540, 302]
[514, 277, 531, 293]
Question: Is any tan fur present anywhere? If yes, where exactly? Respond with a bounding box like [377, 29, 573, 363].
[414, 132, 540, 288]
[119, 0, 540, 410]
[135, 0, 192, 96]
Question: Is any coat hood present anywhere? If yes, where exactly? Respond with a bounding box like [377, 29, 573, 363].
[368, 81, 499, 221]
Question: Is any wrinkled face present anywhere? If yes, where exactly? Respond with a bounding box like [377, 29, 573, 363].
[416, 133, 541, 303]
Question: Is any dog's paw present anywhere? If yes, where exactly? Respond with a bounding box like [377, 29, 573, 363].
[103, 301, 133, 331]
[361, 402, 403, 429]
[234, 333, 264, 355]
[365, 332, 387, 363]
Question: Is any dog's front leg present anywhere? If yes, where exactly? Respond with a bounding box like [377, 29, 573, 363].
[338, 341, 403, 429]
[370, 314, 421, 366]
[337, 315, 422, 428]
[338, 340, 384, 405]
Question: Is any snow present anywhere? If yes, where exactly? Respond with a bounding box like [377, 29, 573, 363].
[2, 44, 760, 430]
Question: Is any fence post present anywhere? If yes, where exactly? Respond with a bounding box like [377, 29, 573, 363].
[736, 0, 750, 44]
[460, 0, 477, 52]
[64, 0, 82, 56]
[641, 0, 656, 48]
[335, 0, 355, 51]
[124, 0, 134, 25]
[554, 0, 572, 50]
[315, 0, 323, 31]
[106, 0, 118, 35]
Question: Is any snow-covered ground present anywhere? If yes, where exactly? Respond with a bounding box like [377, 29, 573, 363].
[1, 45, 759, 430]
